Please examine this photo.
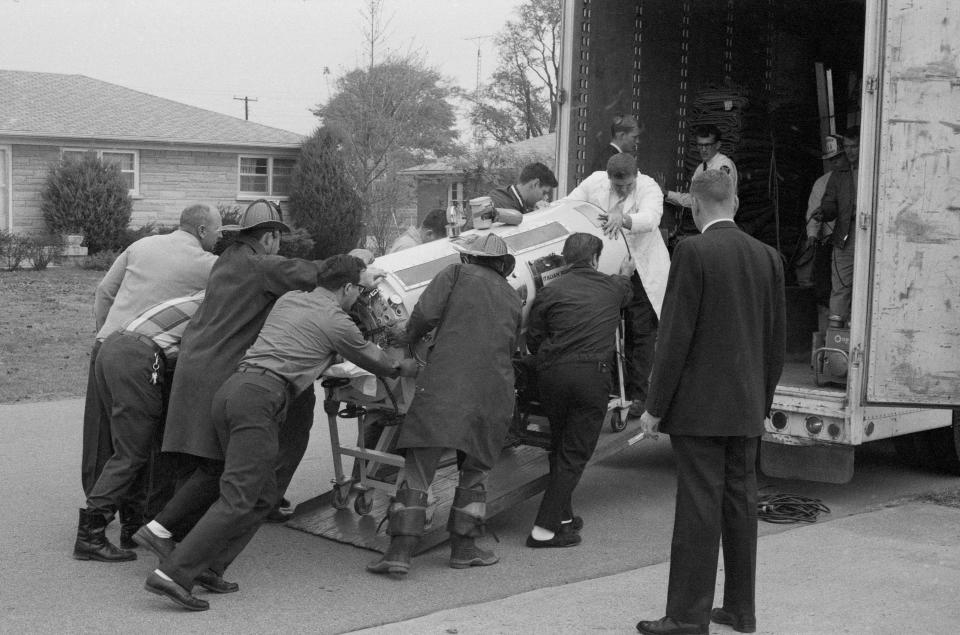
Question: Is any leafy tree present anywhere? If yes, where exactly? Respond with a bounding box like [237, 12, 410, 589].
[468, 0, 561, 143]
[41, 155, 133, 253]
[287, 128, 364, 259]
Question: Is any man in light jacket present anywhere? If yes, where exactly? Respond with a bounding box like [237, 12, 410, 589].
[564, 153, 670, 418]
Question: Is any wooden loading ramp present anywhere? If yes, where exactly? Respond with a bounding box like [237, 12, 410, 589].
[284, 414, 644, 555]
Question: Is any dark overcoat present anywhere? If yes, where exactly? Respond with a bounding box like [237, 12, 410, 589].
[161, 235, 318, 460]
[646, 220, 786, 436]
[397, 263, 522, 467]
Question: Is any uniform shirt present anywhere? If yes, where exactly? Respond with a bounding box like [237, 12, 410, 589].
[526, 264, 633, 369]
[388, 226, 423, 254]
[120, 292, 205, 363]
[666, 152, 739, 209]
[240, 287, 399, 397]
[805, 171, 836, 240]
[94, 230, 216, 340]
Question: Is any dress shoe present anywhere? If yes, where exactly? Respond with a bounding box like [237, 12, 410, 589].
[144, 572, 209, 611]
[526, 531, 581, 548]
[133, 526, 176, 560]
[195, 569, 239, 594]
[636, 616, 707, 635]
[711, 607, 756, 633]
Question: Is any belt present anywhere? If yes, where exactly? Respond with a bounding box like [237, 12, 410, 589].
[237, 365, 291, 391]
[118, 331, 167, 364]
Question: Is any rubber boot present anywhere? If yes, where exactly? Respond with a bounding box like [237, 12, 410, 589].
[366, 485, 427, 575]
[447, 486, 498, 569]
[74, 508, 137, 562]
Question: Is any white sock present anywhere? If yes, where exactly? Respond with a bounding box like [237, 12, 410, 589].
[531, 525, 555, 541]
[153, 569, 173, 582]
[147, 520, 172, 539]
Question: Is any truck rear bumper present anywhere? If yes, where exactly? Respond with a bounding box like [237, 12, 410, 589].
[760, 435, 854, 484]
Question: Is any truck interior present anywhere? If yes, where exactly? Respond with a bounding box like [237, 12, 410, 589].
[565, 0, 867, 394]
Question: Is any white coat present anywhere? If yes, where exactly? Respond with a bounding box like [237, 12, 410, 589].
[565, 170, 671, 318]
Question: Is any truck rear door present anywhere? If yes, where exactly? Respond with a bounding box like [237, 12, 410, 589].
[858, 0, 960, 407]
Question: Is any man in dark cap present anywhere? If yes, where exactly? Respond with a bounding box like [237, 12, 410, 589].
[367, 233, 522, 577]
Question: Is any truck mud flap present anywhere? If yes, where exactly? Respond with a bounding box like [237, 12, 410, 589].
[760, 439, 854, 484]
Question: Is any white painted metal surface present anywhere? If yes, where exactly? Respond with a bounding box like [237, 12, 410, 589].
[860, 0, 960, 406]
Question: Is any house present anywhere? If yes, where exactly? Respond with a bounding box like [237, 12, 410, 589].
[0, 69, 305, 234]
[400, 132, 556, 222]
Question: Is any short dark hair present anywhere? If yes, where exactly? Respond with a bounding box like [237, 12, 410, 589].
[518, 162, 558, 188]
[317, 254, 365, 291]
[606, 152, 637, 179]
[562, 232, 603, 266]
[420, 208, 448, 236]
[610, 114, 641, 138]
[692, 124, 722, 143]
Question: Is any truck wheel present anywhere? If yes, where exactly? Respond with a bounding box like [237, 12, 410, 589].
[921, 410, 960, 475]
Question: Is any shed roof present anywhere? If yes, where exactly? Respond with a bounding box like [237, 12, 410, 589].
[0, 69, 304, 149]
[401, 132, 556, 176]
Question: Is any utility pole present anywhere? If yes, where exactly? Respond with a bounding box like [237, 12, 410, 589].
[233, 96, 258, 121]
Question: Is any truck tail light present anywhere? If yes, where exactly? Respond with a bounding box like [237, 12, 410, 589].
[805, 416, 824, 435]
[771, 411, 788, 429]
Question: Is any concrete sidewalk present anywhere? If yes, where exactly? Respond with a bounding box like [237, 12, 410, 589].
[354, 502, 960, 634]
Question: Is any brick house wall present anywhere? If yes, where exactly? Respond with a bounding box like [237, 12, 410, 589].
[7, 142, 296, 234]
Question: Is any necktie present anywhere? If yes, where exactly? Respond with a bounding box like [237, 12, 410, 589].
[701, 161, 708, 173]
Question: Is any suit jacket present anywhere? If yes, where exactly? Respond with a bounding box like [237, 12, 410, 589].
[590, 143, 623, 174]
[565, 170, 670, 317]
[487, 185, 528, 213]
[646, 220, 785, 437]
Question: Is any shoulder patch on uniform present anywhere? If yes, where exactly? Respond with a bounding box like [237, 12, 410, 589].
[720, 165, 731, 174]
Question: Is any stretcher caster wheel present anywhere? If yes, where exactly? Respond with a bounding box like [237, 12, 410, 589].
[332, 485, 351, 510]
[354, 491, 373, 516]
[609, 409, 626, 433]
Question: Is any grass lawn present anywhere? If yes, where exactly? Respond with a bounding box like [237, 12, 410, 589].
[0, 266, 101, 403]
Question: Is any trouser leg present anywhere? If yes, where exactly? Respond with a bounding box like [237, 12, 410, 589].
[86, 336, 163, 518]
[665, 435, 724, 627]
[81, 340, 112, 495]
[161, 376, 285, 590]
[721, 436, 759, 617]
[154, 459, 223, 540]
[534, 363, 608, 532]
[274, 385, 315, 499]
[401, 446, 445, 491]
[829, 237, 855, 324]
[624, 274, 658, 413]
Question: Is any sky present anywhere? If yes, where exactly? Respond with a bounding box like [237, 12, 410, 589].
[0, 0, 526, 136]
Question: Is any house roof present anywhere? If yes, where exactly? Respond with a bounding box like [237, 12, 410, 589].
[0, 69, 304, 149]
[401, 132, 557, 176]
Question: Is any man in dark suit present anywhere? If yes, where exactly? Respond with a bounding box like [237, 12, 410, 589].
[486, 162, 558, 215]
[635, 170, 786, 635]
[590, 114, 643, 174]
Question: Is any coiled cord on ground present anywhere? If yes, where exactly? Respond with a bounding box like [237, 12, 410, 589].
[758, 493, 831, 524]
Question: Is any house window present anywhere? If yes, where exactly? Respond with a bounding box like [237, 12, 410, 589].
[61, 148, 139, 195]
[448, 181, 465, 210]
[238, 156, 295, 198]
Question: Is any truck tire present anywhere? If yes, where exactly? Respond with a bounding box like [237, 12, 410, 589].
[920, 410, 960, 475]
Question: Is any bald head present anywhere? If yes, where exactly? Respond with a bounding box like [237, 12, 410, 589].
[690, 169, 736, 230]
[178, 204, 222, 252]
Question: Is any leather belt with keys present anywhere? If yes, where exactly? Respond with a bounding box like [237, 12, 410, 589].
[150, 353, 161, 385]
